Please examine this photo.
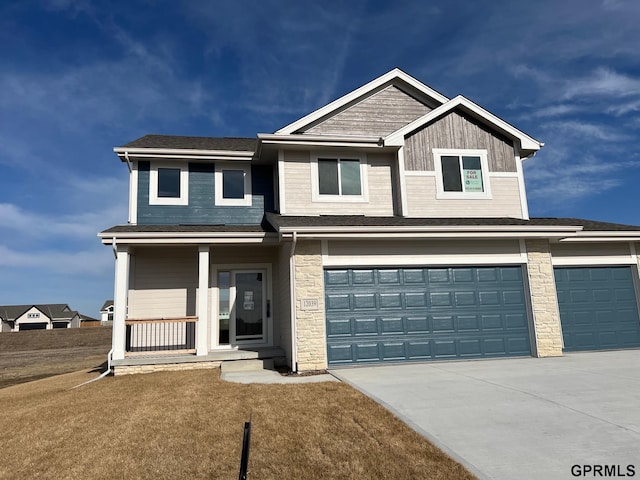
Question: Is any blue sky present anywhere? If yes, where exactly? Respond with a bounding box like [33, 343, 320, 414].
[1, 0, 639, 317]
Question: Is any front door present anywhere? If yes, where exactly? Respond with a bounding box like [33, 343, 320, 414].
[232, 270, 266, 343]
[215, 268, 268, 347]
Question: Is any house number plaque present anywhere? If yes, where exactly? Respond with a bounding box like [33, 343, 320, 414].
[300, 298, 319, 311]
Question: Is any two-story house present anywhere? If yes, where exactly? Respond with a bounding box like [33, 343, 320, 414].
[99, 69, 640, 375]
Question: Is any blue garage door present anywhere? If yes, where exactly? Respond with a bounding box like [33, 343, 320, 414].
[554, 266, 640, 351]
[325, 266, 531, 365]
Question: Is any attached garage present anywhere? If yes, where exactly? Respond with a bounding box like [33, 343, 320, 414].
[325, 266, 532, 365]
[18, 323, 48, 331]
[554, 266, 640, 351]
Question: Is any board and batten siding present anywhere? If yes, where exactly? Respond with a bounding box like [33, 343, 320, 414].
[404, 109, 516, 172]
[136, 161, 273, 225]
[283, 150, 396, 216]
[128, 247, 199, 319]
[405, 175, 524, 218]
[301, 85, 433, 137]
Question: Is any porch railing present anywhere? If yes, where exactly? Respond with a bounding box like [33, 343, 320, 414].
[125, 317, 197, 355]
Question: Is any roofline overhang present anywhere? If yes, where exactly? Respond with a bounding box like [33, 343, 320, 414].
[98, 231, 278, 245]
[275, 225, 583, 235]
[114, 147, 255, 161]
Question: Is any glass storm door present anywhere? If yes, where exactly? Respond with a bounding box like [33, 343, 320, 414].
[232, 270, 266, 343]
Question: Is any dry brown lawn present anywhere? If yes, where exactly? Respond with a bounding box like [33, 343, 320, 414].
[0, 368, 476, 480]
[0, 327, 111, 388]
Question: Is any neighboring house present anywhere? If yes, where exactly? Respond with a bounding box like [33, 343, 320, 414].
[99, 68, 640, 375]
[0, 304, 82, 332]
[100, 300, 114, 325]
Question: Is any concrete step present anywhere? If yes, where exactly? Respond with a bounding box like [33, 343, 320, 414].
[221, 358, 275, 373]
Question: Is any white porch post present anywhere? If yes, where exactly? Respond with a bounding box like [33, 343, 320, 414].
[112, 245, 130, 361]
[197, 245, 210, 356]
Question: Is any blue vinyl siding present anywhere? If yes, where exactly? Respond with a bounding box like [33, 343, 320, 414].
[137, 161, 273, 225]
[555, 266, 640, 351]
[325, 266, 531, 365]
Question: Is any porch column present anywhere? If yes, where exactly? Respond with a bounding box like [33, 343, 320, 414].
[112, 245, 130, 361]
[197, 245, 210, 356]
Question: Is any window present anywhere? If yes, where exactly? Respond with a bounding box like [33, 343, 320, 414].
[215, 163, 252, 206]
[312, 154, 368, 202]
[149, 162, 189, 205]
[433, 149, 491, 198]
[27, 313, 40, 319]
[157, 168, 181, 197]
[222, 170, 245, 199]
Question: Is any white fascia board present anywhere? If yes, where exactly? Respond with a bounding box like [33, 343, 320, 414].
[385, 96, 543, 152]
[558, 235, 640, 242]
[275, 68, 449, 135]
[114, 148, 254, 161]
[282, 231, 581, 240]
[276, 225, 582, 234]
[258, 133, 383, 149]
[98, 232, 277, 245]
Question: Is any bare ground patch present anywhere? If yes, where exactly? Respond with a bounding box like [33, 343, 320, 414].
[0, 327, 111, 388]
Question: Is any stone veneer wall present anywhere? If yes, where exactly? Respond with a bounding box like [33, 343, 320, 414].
[525, 239, 563, 357]
[294, 241, 328, 371]
[114, 361, 221, 376]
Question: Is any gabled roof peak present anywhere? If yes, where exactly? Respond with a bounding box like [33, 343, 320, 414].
[276, 68, 449, 135]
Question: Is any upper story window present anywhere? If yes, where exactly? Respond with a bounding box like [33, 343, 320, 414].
[311, 154, 368, 202]
[215, 163, 252, 206]
[27, 313, 40, 319]
[433, 149, 491, 199]
[149, 162, 189, 205]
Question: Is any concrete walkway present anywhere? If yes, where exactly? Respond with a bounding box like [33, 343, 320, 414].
[332, 350, 640, 480]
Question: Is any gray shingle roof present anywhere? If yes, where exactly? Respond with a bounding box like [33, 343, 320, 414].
[101, 224, 273, 234]
[100, 300, 114, 311]
[265, 213, 640, 231]
[0, 304, 79, 321]
[120, 135, 257, 151]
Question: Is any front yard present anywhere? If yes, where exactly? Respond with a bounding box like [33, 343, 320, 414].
[0, 368, 476, 479]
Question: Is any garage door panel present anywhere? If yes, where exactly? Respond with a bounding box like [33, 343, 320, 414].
[405, 292, 427, 308]
[325, 269, 349, 285]
[406, 316, 429, 333]
[379, 269, 401, 284]
[327, 319, 351, 337]
[458, 315, 480, 331]
[381, 317, 403, 334]
[353, 293, 376, 309]
[453, 268, 474, 282]
[326, 266, 532, 364]
[326, 293, 350, 310]
[430, 292, 453, 307]
[555, 266, 640, 351]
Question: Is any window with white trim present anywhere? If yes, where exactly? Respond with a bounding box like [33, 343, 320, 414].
[149, 162, 189, 205]
[311, 154, 368, 202]
[433, 149, 491, 198]
[215, 163, 252, 206]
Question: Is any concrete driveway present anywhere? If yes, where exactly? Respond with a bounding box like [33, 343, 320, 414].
[331, 350, 640, 480]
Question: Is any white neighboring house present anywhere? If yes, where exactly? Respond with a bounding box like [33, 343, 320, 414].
[100, 300, 114, 325]
[0, 304, 82, 332]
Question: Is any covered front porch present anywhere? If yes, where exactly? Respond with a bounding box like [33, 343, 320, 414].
[109, 239, 293, 373]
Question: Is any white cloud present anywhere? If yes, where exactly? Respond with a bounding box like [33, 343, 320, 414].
[562, 68, 640, 100]
[543, 120, 631, 141]
[0, 244, 113, 275]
